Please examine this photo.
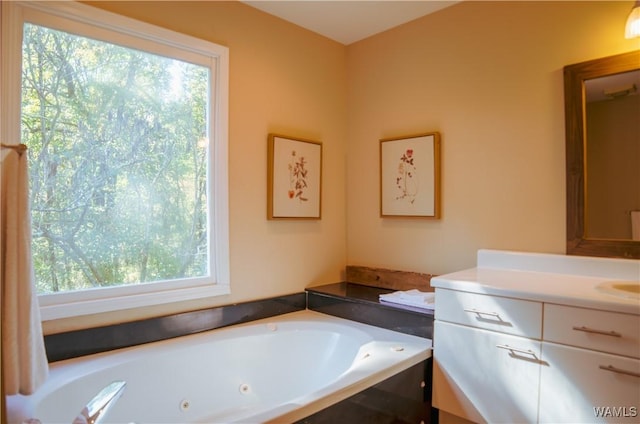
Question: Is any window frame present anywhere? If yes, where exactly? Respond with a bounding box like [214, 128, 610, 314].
[1, 0, 230, 320]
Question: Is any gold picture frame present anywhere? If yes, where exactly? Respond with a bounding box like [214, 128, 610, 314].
[380, 132, 441, 218]
[268, 134, 322, 220]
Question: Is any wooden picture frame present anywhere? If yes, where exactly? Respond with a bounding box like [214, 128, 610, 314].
[268, 134, 322, 219]
[380, 132, 441, 218]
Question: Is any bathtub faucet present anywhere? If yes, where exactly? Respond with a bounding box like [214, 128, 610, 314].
[72, 380, 127, 424]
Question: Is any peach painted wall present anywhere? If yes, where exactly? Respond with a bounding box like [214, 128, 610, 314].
[46, 1, 348, 333]
[45, 0, 639, 333]
[346, 0, 640, 275]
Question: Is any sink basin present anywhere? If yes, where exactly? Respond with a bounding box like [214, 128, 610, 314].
[596, 281, 640, 300]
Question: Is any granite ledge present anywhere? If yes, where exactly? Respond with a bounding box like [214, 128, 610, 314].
[306, 282, 434, 339]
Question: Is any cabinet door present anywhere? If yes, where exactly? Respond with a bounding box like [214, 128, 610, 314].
[540, 342, 640, 423]
[433, 321, 541, 423]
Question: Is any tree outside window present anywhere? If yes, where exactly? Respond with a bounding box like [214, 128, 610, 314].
[21, 24, 211, 294]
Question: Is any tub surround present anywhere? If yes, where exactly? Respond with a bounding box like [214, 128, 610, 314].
[305, 280, 437, 423]
[307, 282, 434, 339]
[44, 293, 306, 362]
[33, 288, 438, 424]
[297, 360, 434, 424]
[45, 278, 436, 362]
[11, 311, 431, 424]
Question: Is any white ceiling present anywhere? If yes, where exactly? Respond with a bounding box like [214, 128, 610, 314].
[241, 1, 461, 45]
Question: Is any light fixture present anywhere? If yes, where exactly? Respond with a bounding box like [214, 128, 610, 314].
[604, 83, 637, 98]
[625, 0, 640, 39]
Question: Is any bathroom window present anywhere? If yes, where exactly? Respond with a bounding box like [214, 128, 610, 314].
[2, 1, 230, 319]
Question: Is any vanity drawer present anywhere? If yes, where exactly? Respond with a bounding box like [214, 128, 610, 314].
[544, 304, 640, 358]
[435, 288, 542, 338]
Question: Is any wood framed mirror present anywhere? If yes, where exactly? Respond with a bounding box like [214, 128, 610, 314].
[565, 50, 640, 259]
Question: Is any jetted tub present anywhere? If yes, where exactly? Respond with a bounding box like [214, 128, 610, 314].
[8, 310, 431, 423]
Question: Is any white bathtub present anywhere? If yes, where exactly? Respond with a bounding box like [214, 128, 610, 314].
[8, 310, 431, 424]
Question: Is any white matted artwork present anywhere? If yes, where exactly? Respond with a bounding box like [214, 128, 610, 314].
[380, 132, 441, 218]
[268, 134, 322, 219]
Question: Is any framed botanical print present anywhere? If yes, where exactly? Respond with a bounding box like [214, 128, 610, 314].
[380, 132, 441, 218]
[268, 134, 322, 219]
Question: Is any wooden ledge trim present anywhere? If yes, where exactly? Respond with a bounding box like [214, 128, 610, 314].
[346, 265, 435, 292]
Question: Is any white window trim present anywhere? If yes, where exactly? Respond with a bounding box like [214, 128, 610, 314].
[1, 1, 230, 320]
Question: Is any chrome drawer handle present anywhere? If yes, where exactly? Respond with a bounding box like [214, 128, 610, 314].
[464, 308, 500, 317]
[496, 344, 547, 365]
[496, 344, 535, 356]
[572, 326, 622, 337]
[599, 365, 640, 378]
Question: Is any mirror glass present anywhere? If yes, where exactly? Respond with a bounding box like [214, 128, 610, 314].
[584, 69, 640, 240]
[565, 50, 640, 259]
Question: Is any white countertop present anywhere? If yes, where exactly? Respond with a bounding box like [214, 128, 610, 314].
[430, 250, 640, 315]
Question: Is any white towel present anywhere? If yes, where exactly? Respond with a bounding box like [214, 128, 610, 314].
[379, 289, 435, 310]
[2, 146, 49, 395]
[631, 211, 640, 241]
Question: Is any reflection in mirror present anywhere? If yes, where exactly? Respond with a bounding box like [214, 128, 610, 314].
[564, 50, 640, 259]
[584, 70, 640, 240]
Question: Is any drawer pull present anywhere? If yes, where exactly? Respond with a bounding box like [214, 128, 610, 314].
[599, 365, 640, 378]
[496, 344, 547, 365]
[496, 344, 535, 356]
[464, 308, 512, 326]
[572, 326, 622, 337]
[464, 308, 500, 317]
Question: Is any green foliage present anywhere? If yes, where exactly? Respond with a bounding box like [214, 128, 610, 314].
[21, 23, 210, 293]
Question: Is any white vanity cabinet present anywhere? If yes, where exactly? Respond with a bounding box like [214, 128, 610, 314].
[539, 304, 640, 423]
[431, 250, 640, 424]
[432, 289, 543, 423]
[433, 289, 640, 424]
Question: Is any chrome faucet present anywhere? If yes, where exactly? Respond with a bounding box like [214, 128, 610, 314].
[72, 380, 126, 424]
